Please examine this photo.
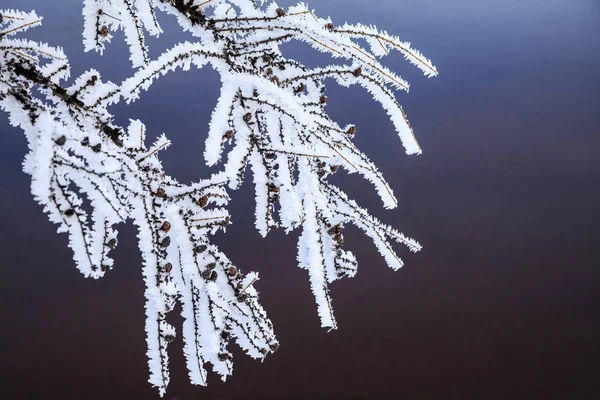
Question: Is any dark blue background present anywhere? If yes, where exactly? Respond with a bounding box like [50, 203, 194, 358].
[1, 1, 599, 399]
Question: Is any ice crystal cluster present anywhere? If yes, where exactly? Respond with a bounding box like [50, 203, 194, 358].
[0, 1, 437, 395]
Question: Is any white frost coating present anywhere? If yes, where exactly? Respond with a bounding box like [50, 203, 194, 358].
[1, 2, 436, 396]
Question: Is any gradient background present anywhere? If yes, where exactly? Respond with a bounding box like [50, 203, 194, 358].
[1, 1, 599, 399]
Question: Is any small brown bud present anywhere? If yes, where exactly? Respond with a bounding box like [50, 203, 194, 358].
[294, 83, 305, 93]
[101, 265, 109, 272]
[253, 89, 259, 97]
[221, 330, 230, 340]
[330, 165, 339, 173]
[160, 236, 171, 248]
[64, 209, 75, 217]
[265, 153, 276, 159]
[202, 269, 217, 281]
[156, 188, 166, 198]
[352, 67, 362, 77]
[91, 143, 102, 153]
[237, 293, 248, 303]
[227, 266, 238, 277]
[107, 238, 117, 249]
[161, 221, 171, 232]
[243, 113, 252, 123]
[163, 263, 173, 273]
[270, 76, 280, 85]
[99, 25, 109, 37]
[270, 194, 279, 203]
[276, 8, 286, 17]
[320, 95, 327, 104]
[164, 334, 175, 344]
[346, 126, 356, 135]
[266, 67, 273, 75]
[325, 23, 334, 31]
[205, 262, 216, 270]
[223, 130, 233, 140]
[194, 245, 207, 253]
[178, 209, 184, 215]
[269, 342, 280, 352]
[197, 195, 209, 208]
[55, 136, 67, 146]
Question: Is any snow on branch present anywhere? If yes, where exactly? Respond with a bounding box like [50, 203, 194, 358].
[1, 1, 436, 395]
[1, 11, 277, 396]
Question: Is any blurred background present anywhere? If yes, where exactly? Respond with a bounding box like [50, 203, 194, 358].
[1, 0, 599, 399]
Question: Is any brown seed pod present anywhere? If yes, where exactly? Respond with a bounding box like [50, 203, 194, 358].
[266, 67, 273, 75]
[220, 330, 230, 340]
[161, 221, 171, 232]
[156, 188, 166, 198]
[194, 245, 208, 253]
[270, 76, 280, 85]
[107, 238, 117, 249]
[178, 209, 184, 215]
[55, 136, 67, 146]
[226, 266, 238, 277]
[237, 293, 248, 303]
[99, 25, 109, 37]
[223, 130, 233, 140]
[276, 8, 286, 17]
[197, 195, 209, 208]
[243, 113, 252, 123]
[353, 67, 362, 77]
[325, 23, 334, 31]
[64, 208, 75, 217]
[320, 95, 327, 104]
[346, 125, 357, 135]
[330, 165, 339, 173]
[295, 83, 305, 93]
[163, 263, 173, 273]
